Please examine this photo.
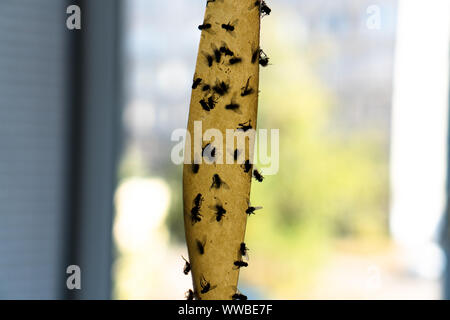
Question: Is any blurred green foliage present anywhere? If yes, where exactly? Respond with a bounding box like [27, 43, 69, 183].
[240, 15, 389, 297]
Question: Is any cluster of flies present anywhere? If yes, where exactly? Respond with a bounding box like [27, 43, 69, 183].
[184, 0, 271, 301]
[183, 242, 251, 300]
[192, 47, 268, 114]
[194, 0, 270, 115]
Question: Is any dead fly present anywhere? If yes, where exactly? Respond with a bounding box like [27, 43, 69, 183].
[213, 47, 222, 63]
[199, 98, 210, 111]
[225, 100, 241, 113]
[200, 275, 216, 294]
[193, 193, 205, 207]
[239, 242, 249, 260]
[210, 173, 229, 190]
[190, 208, 202, 224]
[229, 57, 242, 65]
[202, 84, 211, 92]
[185, 289, 194, 300]
[259, 49, 270, 67]
[219, 45, 234, 56]
[202, 143, 211, 156]
[202, 143, 217, 162]
[251, 47, 259, 64]
[232, 291, 248, 300]
[246, 205, 262, 216]
[233, 149, 240, 161]
[237, 120, 253, 132]
[192, 77, 202, 89]
[240, 77, 254, 97]
[202, 50, 214, 67]
[194, 193, 203, 207]
[207, 95, 218, 110]
[261, 1, 272, 17]
[190, 193, 203, 224]
[221, 21, 235, 32]
[253, 169, 264, 182]
[233, 260, 248, 269]
[182, 256, 191, 275]
[212, 81, 230, 96]
[228, 148, 242, 163]
[213, 205, 227, 222]
[231, 286, 248, 300]
[196, 238, 206, 255]
[225, 102, 239, 110]
[198, 23, 211, 30]
[209, 198, 227, 222]
[206, 54, 214, 67]
[241, 159, 252, 173]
